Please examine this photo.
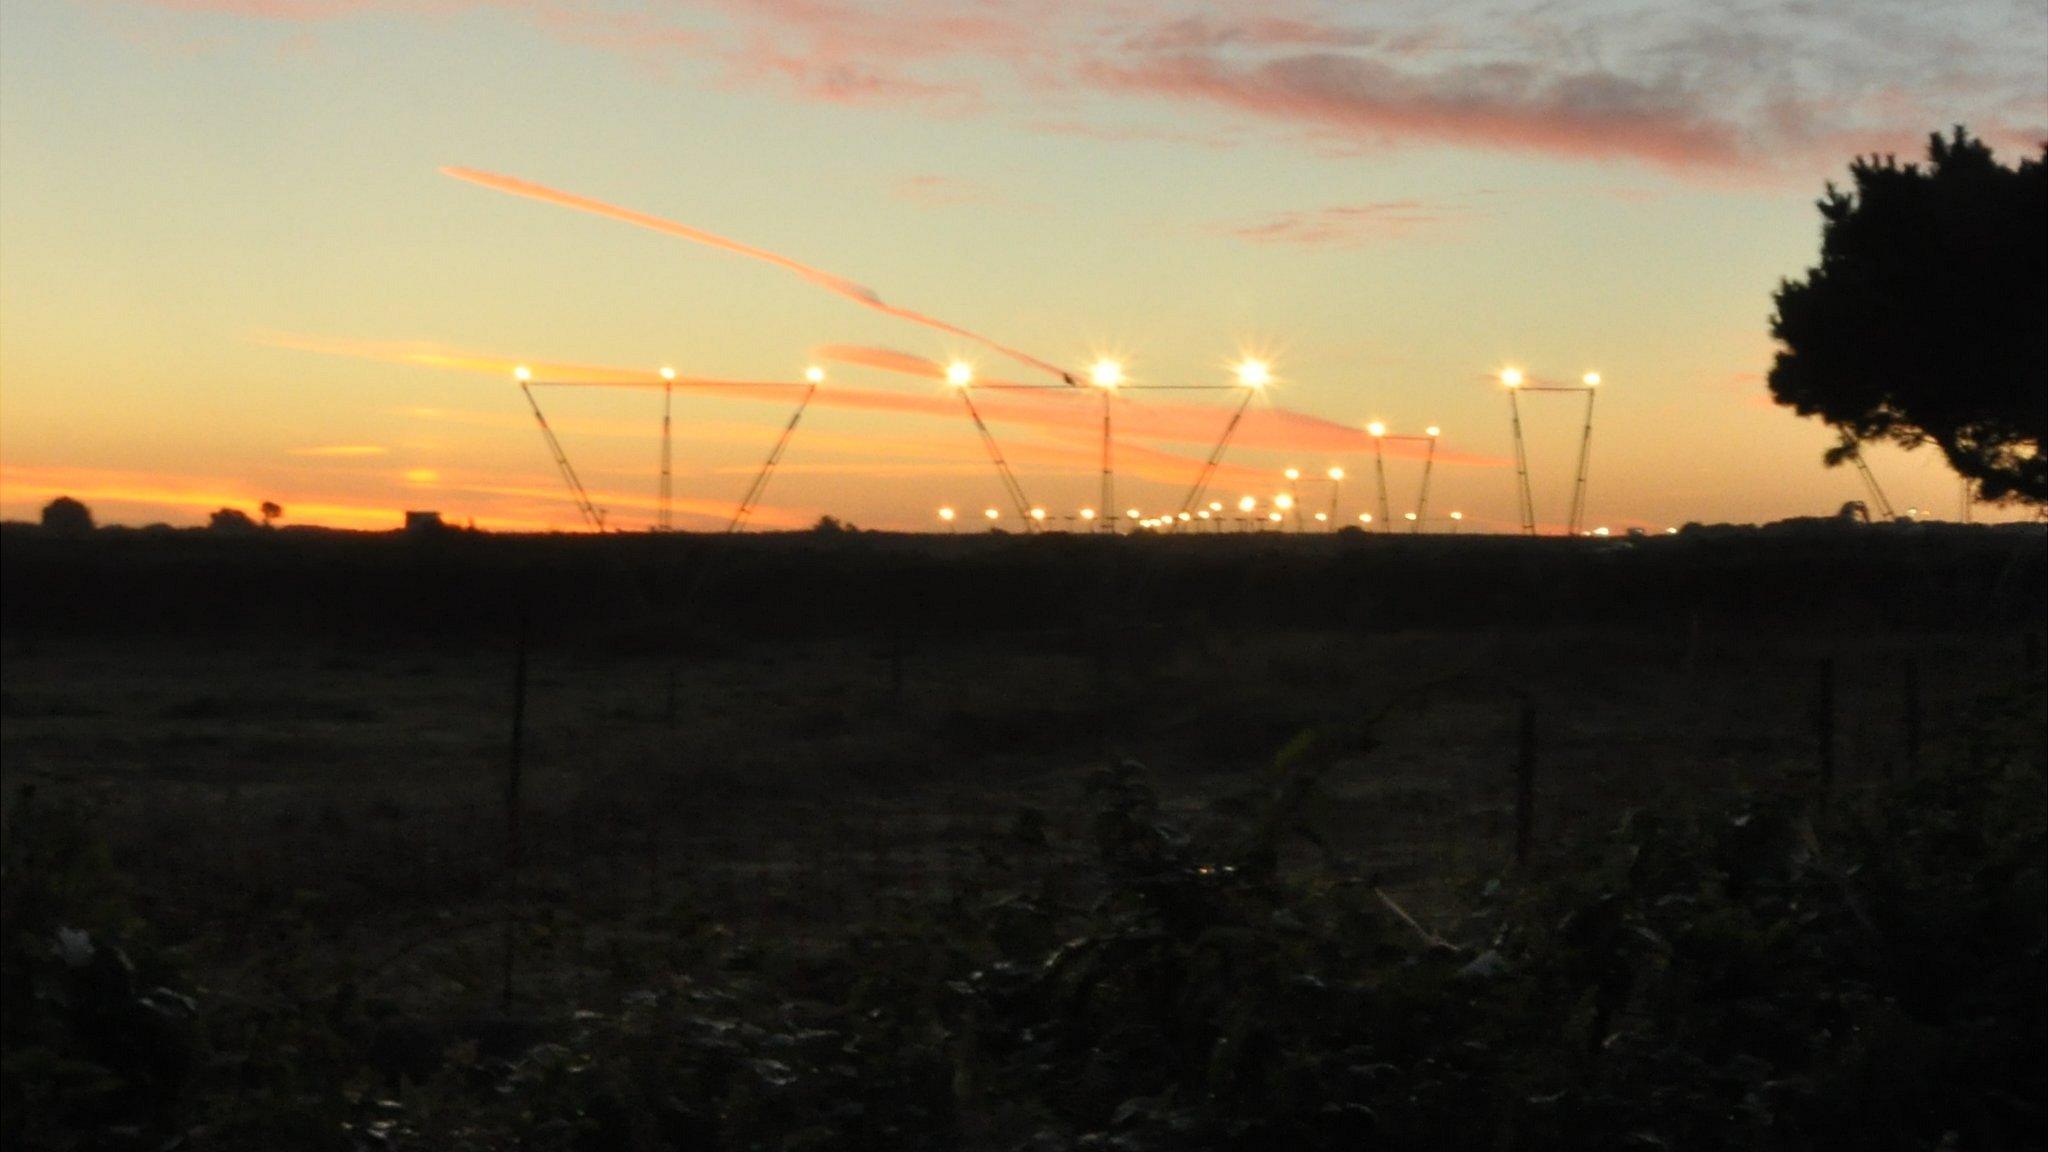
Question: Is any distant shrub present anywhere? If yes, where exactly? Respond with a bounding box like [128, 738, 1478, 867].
[38, 497, 93, 533]
[207, 508, 257, 533]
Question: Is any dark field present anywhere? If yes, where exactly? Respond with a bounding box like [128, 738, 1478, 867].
[3, 524, 2044, 1151]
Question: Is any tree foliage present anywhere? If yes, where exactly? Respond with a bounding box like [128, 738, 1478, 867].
[1769, 127, 2047, 503]
[38, 497, 94, 533]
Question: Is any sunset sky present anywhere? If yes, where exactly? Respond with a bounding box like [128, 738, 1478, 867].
[3, 1, 2043, 532]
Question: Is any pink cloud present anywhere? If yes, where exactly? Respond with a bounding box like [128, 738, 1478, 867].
[1223, 199, 1483, 247]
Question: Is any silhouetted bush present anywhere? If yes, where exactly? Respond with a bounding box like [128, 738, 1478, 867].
[38, 497, 93, 533]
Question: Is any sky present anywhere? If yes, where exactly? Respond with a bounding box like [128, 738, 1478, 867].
[2, 0, 2043, 533]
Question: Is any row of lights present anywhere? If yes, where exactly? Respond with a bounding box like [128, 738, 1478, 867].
[935, 501, 1468, 529]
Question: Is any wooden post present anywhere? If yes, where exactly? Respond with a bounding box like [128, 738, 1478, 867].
[502, 615, 530, 1007]
[1902, 654, 1922, 778]
[1515, 697, 1536, 867]
[1813, 657, 1836, 797]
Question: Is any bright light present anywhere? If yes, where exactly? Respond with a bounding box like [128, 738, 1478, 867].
[1267, 511, 1283, 522]
[1198, 510, 1211, 519]
[946, 361, 973, 387]
[1090, 359, 1123, 388]
[1665, 527, 1679, 535]
[1449, 511, 1464, 521]
[1284, 467, 1301, 481]
[659, 366, 676, 382]
[1126, 507, 1141, 520]
[1235, 359, 1271, 388]
[1313, 512, 1329, 523]
[1274, 494, 1295, 510]
[513, 365, 532, 382]
[1500, 368, 1523, 388]
[1425, 425, 1441, 438]
[1079, 507, 1096, 520]
[1366, 420, 1387, 438]
[1327, 467, 1344, 481]
[1176, 512, 1191, 522]
[1358, 513, 1373, 523]
[1238, 496, 1257, 512]
[1404, 512, 1418, 522]
[937, 506, 955, 521]
[1593, 526, 1611, 536]
[805, 365, 826, 384]
[1030, 507, 1046, 521]
[1582, 372, 1601, 387]
[984, 508, 1000, 520]
[1208, 501, 1223, 512]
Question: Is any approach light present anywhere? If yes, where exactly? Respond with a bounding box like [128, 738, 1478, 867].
[1274, 494, 1295, 510]
[1238, 496, 1257, 512]
[984, 508, 1000, 520]
[1425, 425, 1440, 438]
[1582, 372, 1601, 387]
[1126, 507, 1141, 520]
[806, 365, 826, 383]
[1327, 467, 1344, 481]
[938, 506, 955, 522]
[946, 361, 974, 387]
[1090, 359, 1123, 388]
[1314, 512, 1329, 523]
[1500, 368, 1523, 388]
[1030, 507, 1047, 521]
[1079, 507, 1096, 521]
[1358, 513, 1374, 523]
[1366, 421, 1387, 438]
[1198, 510, 1211, 519]
[1449, 511, 1464, 521]
[513, 365, 532, 382]
[1177, 512, 1191, 522]
[1268, 511, 1283, 522]
[1208, 501, 1223, 512]
[1284, 467, 1302, 481]
[1235, 359, 1271, 388]
[1404, 512, 1418, 522]
[659, 366, 676, 381]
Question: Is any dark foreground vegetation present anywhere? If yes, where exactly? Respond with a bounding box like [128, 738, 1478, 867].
[3, 525, 2044, 1150]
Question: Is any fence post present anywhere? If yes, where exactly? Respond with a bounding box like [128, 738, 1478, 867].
[1813, 657, 1836, 797]
[502, 615, 530, 1007]
[1515, 697, 1537, 867]
[1902, 654, 1922, 778]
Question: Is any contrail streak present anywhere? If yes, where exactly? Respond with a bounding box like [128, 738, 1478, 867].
[441, 166, 1076, 383]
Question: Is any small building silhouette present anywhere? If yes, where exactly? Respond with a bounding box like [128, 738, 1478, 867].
[404, 510, 446, 536]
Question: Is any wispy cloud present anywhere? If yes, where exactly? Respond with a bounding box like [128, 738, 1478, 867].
[1223, 199, 1484, 247]
[891, 174, 998, 208]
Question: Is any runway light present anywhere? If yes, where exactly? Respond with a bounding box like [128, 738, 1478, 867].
[514, 365, 532, 382]
[1274, 494, 1295, 510]
[1030, 507, 1047, 521]
[1501, 368, 1523, 388]
[1593, 526, 1611, 536]
[1235, 359, 1271, 388]
[1238, 496, 1257, 512]
[1126, 507, 1141, 520]
[984, 507, 1000, 520]
[1449, 511, 1464, 521]
[1358, 513, 1374, 523]
[806, 365, 826, 383]
[1090, 359, 1123, 388]
[937, 506, 955, 522]
[1313, 512, 1329, 523]
[1176, 512, 1191, 522]
[946, 361, 974, 387]
[1425, 425, 1440, 438]
[659, 366, 676, 381]
[1267, 511, 1283, 522]
[1198, 509, 1211, 519]
[1327, 466, 1344, 481]
[1404, 512, 1418, 522]
[1208, 501, 1223, 512]
[1284, 467, 1302, 481]
[1582, 372, 1601, 387]
[1665, 527, 1679, 535]
[1079, 507, 1096, 520]
[1367, 420, 1387, 438]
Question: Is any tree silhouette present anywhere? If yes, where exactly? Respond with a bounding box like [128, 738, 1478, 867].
[208, 508, 257, 533]
[259, 501, 282, 528]
[39, 496, 94, 532]
[1769, 127, 2046, 504]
